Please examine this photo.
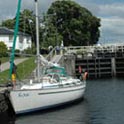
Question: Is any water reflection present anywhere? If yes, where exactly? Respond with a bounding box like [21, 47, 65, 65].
[85, 78, 124, 124]
[15, 99, 89, 124]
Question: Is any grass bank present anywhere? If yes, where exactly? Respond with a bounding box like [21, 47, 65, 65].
[0, 57, 10, 63]
[0, 57, 36, 84]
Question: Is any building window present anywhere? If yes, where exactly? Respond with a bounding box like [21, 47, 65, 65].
[19, 36, 23, 43]
[26, 37, 30, 44]
[9, 35, 13, 42]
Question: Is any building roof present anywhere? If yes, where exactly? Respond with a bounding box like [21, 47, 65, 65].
[0, 27, 30, 36]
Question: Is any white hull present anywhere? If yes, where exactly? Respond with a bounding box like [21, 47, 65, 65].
[9, 84, 85, 114]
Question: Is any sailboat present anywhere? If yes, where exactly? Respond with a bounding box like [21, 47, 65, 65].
[8, 0, 86, 115]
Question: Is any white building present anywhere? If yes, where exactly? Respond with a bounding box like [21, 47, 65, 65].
[0, 27, 32, 51]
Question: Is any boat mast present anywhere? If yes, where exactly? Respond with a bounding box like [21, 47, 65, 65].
[35, 0, 40, 81]
[9, 0, 22, 80]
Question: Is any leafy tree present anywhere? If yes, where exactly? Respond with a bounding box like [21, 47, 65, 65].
[2, 19, 15, 29]
[0, 41, 8, 57]
[19, 9, 36, 40]
[46, 0, 101, 46]
[1, 9, 37, 47]
[41, 19, 63, 47]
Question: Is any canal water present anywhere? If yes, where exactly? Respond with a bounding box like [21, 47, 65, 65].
[14, 78, 124, 124]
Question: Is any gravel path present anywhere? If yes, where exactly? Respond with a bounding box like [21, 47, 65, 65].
[0, 58, 28, 72]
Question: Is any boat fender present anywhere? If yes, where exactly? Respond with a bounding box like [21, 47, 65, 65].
[83, 72, 88, 80]
[30, 80, 33, 84]
[49, 79, 54, 83]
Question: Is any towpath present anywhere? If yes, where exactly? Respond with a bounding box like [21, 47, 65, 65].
[0, 58, 28, 72]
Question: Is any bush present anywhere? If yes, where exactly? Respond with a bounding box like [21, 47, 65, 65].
[0, 41, 8, 57]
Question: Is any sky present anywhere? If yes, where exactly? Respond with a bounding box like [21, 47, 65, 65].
[0, 0, 124, 44]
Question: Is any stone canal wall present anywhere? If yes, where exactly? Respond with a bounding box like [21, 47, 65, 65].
[75, 57, 124, 79]
[62, 44, 124, 79]
[0, 89, 15, 124]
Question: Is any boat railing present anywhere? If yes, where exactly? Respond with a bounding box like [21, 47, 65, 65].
[15, 69, 83, 89]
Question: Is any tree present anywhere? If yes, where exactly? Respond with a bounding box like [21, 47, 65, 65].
[41, 18, 63, 47]
[2, 19, 15, 29]
[1, 9, 36, 46]
[46, 0, 101, 46]
[19, 9, 36, 40]
[0, 41, 8, 57]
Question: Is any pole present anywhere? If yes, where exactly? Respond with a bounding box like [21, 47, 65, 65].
[35, 0, 40, 81]
[9, 0, 22, 80]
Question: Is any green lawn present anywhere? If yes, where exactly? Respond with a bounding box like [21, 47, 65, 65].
[0, 57, 36, 84]
[0, 56, 23, 63]
[0, 57, 10, 63]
